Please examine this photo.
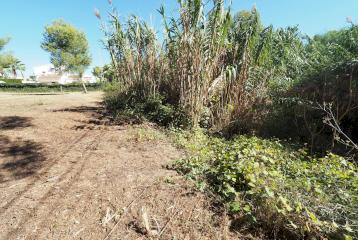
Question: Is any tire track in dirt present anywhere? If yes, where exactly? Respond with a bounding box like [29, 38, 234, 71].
[1, 130, 105, 240]
[0, 129, 91, 215]
[28, 131, 107, 239]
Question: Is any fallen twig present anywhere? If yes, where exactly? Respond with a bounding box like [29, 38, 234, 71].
[102, 180, 158, 240]
[159, 208, 181, 238]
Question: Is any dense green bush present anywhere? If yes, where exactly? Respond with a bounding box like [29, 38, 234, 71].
[104, 85, 191, 128]
[246, 26, 358, 158]
[99, 0, 308, 128]
[0, 82, 103, 92]
[99, 0, 357, 159]
[0, 78, 22, 84]
[174, 132, 357, 239]
[98, 1, 358, 237]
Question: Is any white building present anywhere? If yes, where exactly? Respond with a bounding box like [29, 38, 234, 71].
[33, 64, 95, 84]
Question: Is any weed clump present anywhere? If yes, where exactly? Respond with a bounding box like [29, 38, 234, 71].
[104, 84, 191, 128]
[174, 134, 357, 239]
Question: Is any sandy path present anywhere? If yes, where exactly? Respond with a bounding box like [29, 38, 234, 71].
[0, 92, 233, 240]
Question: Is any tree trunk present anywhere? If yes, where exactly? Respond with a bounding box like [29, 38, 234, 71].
[82, 81, 88, 94]
[80, 73, 88, 94]
[21, 72, 24, 80]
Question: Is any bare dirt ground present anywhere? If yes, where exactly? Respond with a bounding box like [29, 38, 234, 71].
[0, 92, 238, 240]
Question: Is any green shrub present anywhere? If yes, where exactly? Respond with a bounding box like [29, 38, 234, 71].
[0, 83, 103, 92]
[0, 78, 22, 84]
[174, 134, 357, 239]
[104, 86, 191, 128]
[142, 96, 190, 128]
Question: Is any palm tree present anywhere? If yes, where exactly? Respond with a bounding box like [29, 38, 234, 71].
[10, 60, 26, 79]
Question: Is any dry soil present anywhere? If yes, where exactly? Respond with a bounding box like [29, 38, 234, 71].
[0, 92, 237, 240]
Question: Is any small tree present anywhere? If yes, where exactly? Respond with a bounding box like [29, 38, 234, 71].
[102, 64, 115, 82]
[0, 37, 10, 51]
[0, 55, 17, 78]
[92, 65, 115, 82]
[0, 37, 20, 78]
[9, 60, 26, 79]
[41, 20, 91, 92]
[92, 66, 103, 81]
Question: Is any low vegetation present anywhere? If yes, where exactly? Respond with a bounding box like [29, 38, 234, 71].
[99, 0, 357, 239]
[0, 82, 102, 92]
[101, 0, 357, 156]
[0, 78, 22, 84]
[173, 130, 357, 239]
[104, 85, 190, 128]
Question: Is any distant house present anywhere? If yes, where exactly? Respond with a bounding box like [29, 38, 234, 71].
[33, 64, 95, 84]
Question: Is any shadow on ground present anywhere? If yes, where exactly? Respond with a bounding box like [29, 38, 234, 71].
[0, 116, 33, 130]
[53, 104, 144, 127]
[0, 116, 45, 183]
[52, 105, 104, 114]
[0, 135, 46, 183]
[10, 93, 63, 96]
[53, 105, 120, 128]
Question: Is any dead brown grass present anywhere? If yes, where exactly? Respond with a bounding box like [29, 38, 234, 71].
[0, 92, 248, 240]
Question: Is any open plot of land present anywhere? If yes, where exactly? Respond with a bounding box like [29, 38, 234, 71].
[0, 92, 237, 240]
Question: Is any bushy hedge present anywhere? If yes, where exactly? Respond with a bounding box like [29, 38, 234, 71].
[0, 78, 22, 84]
[0, 82, 103, 92]
[104, 84, 191, 128]
[173, 131, 357, 239]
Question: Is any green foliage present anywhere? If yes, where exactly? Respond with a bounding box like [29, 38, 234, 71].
[263, 26, 358, 155]
[92, 66, 103, 80]
[0, 53, 16, 67]
[41, 20, 91, 75]
[144, 97, 193, 128]
[0, 83, 102, 92]
[99, 2, 358, 238]
[92, 65, 115, 82]
[0, 37, 24, 79]
[102, 65, 115, 82]
[102, 12, 159, 96]
[0, 78, 22, 84]
[104, 85, 191, 128]
[0, 37, 10, 51]
[305, 26, 358, 73]
[174, 133, 357, 239]
[126, 126, 165, 142]
[100, 1, 306, 129]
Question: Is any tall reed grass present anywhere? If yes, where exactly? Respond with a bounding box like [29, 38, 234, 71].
[99, 0, 304, 129]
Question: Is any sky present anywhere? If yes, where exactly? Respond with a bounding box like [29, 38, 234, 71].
[0, 0, 357, 78]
